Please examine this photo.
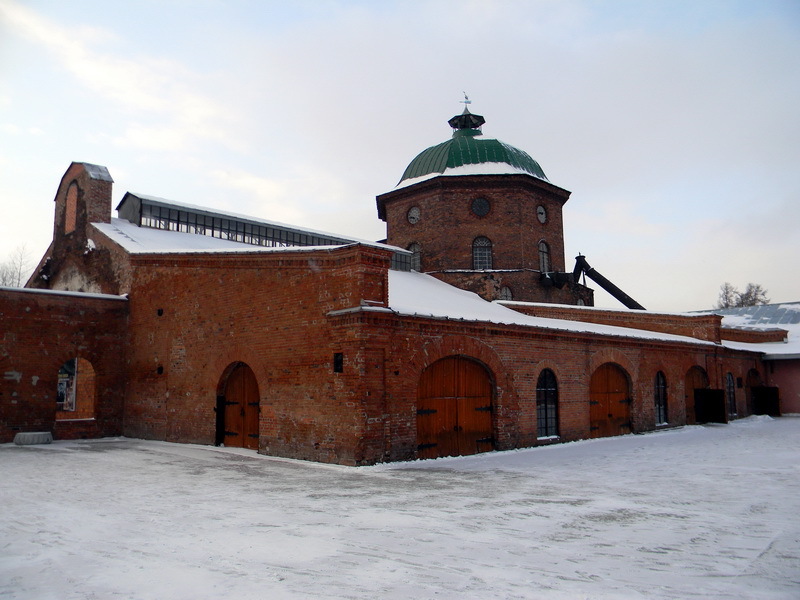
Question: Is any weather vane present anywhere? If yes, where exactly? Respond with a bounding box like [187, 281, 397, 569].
[461, 92, 471, 107]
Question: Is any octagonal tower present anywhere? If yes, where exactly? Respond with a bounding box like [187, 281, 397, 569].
[377, 106, 592, 305]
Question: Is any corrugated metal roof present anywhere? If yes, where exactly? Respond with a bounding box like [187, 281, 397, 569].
[713, 302, 800, 326]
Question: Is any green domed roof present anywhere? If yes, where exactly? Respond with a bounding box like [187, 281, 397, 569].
[398, 108, 548, 185]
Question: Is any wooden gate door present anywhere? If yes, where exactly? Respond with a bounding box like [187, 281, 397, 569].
[417, 357, 493, 459]
[694, 389, 727, 423]
[752, 386, 781, 417]
[589, 363, 631, 438]
[456, 358, 494, 456]
[221, 363, 260, 449]
[685, 366, 709, 425]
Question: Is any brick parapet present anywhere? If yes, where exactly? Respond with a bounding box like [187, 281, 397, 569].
[502, 302, 723, 343]
[720, 327, 787, 343]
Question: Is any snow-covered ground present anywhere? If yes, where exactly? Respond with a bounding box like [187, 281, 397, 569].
[2, 417, 798, 600]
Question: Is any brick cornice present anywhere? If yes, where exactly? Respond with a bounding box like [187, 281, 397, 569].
[376, 173, 570, 220]
[327, 307, 763, 356]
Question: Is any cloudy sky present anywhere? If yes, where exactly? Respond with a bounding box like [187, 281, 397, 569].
[1, 0, 798, 311]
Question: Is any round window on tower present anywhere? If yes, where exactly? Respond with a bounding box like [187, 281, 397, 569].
[407, 206, 421, 224]
[471, 197, 490, 217]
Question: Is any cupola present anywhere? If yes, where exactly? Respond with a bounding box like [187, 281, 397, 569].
[397, 106, 548, 186]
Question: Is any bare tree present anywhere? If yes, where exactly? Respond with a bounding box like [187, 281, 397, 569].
[715, 282, 770, 309]
[0, 244, 32, 287]
[716, 282, 738, 309]
[738, 283, 770, 307]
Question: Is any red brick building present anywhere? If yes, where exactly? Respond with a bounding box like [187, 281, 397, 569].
[0, 108, 786, 464]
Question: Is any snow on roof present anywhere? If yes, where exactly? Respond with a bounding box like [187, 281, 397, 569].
[80, 162, 113, 182]
[0, 286, 126, 301]
[500, 299, 697, 318]
[710, 303, 800, 359]
[92, 218, 398, 255]
[712, 302, 800, 327]
[387, 271, 721, 347]
[395, 162, 540, 190]
[92, 219, 328, 254]
[721, 338, 800, 360]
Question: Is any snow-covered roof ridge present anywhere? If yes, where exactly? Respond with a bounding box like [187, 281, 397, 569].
[499, 299, 698, 318]
[92, 219, 399, 256]
[1, 286, 127, 301]
[386, 271, 722, 347]
[117, 192, 404, 252]
[395, 162, 543, 190]
[722, 324, 787, 333]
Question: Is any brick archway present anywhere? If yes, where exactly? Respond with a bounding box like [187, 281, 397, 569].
[55, 357, 97, 421]
[408, 335, 506, 391]
[685, 366, 709, 425]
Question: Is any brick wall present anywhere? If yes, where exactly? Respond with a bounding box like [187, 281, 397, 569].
[2, 246, 767, 464]
[766, 360, 800, 413]
[328, 308, 765, 464]
[0, 288, 128, 442]
[436, 270, 592, 306]
[111, 230, 763, 465]
[119, 244, 393, 465]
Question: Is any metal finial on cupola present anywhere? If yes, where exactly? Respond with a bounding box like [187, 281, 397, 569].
[448, 92, 485, 131]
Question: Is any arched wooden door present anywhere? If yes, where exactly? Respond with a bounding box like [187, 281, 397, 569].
[417, 356, 494, 459]
[589, 363, 631, 438]
[217, 363, 260, 449]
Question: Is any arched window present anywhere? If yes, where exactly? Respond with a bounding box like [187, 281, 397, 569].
[65, 182, 78, 234]
[498, 286, 513, 301]
[407, 242, 421, 272]
[473, 236, 493, 270]
[538, 240, 551, 273]
[654, 371, 668, 424]
[726, 372, 737, 416]
[536, 369, 559, 438]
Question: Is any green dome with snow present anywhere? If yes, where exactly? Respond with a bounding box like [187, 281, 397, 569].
[398, 108, 548, 185]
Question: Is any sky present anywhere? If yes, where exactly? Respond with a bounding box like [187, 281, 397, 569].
[1, 0, 798, 312]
